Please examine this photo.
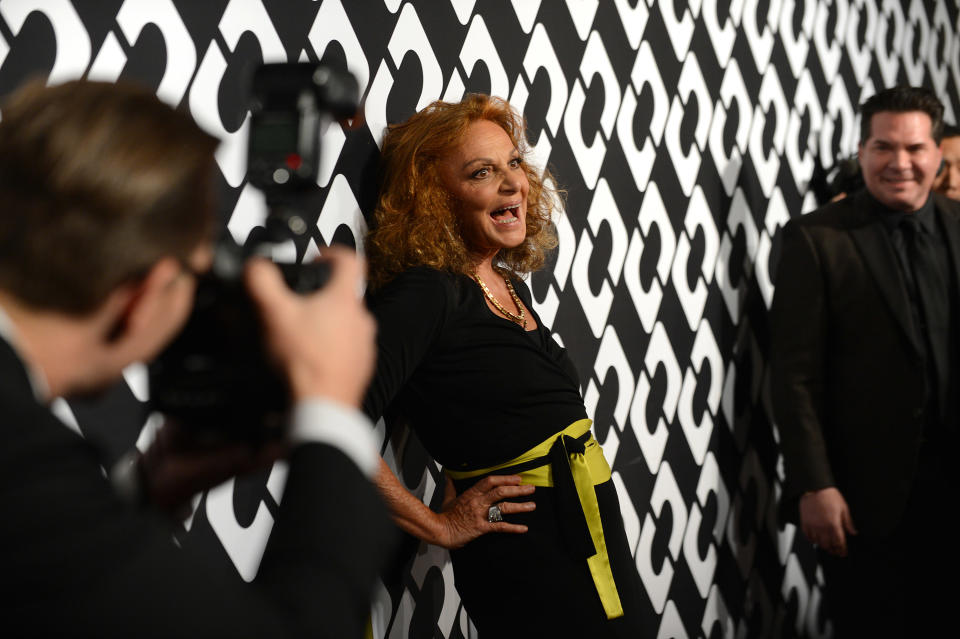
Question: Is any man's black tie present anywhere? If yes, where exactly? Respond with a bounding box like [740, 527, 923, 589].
[900, 214, 949, 421]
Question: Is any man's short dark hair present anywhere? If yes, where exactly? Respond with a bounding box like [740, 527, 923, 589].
[859, 86, 945, 145]
[0, 80, 219, 314]
[942, 123, 960, 139]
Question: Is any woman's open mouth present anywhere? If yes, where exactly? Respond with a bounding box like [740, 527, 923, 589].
[491, 203, 521, 225]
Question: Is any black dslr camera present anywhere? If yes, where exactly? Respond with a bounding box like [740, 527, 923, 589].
[148, 63, 359, 440]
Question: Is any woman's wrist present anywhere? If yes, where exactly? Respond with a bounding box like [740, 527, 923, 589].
[400, 506, 450, 548]
[429, 511, 454, 548]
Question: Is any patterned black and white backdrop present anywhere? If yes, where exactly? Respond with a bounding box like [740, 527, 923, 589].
[2, 1, 958, 637]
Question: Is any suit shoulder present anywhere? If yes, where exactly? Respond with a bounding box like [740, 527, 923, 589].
[787, 197, 858, 231]
[933, 192, 960, 219]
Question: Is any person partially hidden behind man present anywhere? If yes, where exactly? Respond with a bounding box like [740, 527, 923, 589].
[0, 79, 390, 637]
[934, 122, 960, 201]
[771, 85, 960, 637]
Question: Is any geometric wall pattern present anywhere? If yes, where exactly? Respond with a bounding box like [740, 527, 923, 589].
[2, 1, 958, 637]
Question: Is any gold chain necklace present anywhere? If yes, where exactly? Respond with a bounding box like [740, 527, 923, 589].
[471, 270, 527, 329]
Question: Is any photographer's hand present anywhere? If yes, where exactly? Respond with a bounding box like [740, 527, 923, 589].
[135, 420, 285, 518]
[244, 247, 376, 406]
[129, 248, 377, 518]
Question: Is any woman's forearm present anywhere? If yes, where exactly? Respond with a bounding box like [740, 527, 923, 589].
[375, 457, 450, 547]
[374, 457, 535, 550]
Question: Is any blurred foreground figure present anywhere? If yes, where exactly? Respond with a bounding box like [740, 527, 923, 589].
[0, 80, 390, 638]
[771, 86, 960, 636]
[934, 123, 960, 201]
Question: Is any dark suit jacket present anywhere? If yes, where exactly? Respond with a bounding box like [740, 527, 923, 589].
[0, 336, 391, 638]
[770, 190, 960, 537]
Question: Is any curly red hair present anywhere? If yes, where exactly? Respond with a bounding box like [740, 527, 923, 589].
[366, 94, 559, 289]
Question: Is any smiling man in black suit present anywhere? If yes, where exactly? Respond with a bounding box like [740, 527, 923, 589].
[771, 86, 960, 637]
[0, 79, 389, 638]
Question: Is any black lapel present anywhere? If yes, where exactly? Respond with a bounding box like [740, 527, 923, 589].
[845, 190, 922, 354]
[934, 193, 960, 299]
[0, 334, 36, 399]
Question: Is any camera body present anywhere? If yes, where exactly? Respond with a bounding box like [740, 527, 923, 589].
[148, 63, 359, 440]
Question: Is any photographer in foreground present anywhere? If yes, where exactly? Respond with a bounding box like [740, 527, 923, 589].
[0, 79, 389, 638]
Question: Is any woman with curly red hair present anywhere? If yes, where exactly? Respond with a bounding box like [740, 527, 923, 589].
[364, 94, 642, 637]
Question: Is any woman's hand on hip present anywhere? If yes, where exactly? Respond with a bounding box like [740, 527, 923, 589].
[436, 474, 535, 549]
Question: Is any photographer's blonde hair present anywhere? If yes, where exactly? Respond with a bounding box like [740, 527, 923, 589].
[0, 80, 219, 314]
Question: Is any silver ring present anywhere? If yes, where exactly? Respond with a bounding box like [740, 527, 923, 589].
[487, 504, 503, 523]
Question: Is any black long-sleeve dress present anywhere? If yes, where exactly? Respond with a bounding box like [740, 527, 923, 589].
[364, 266, 644, 638]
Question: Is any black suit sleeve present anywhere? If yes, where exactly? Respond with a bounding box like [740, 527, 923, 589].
[770, 220, 836, 507]
[0, 379, 390, 638]
[255, 443, 392, 639]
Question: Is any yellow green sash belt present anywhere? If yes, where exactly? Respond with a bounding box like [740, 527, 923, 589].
[445, 419, 624, 620]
